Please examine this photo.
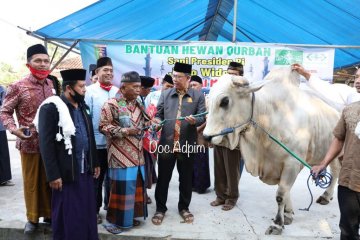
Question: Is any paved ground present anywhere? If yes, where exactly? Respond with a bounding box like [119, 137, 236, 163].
[0, 137, 341, 240]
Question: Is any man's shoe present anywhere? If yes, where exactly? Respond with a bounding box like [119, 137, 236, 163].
[43, 218, 51, 224]
[0, 180, 15, 187]
[24, 221, 38, 234]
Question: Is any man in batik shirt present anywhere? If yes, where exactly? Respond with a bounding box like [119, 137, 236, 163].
[0, 44, 54, 233]
[99, 71, 150, 233]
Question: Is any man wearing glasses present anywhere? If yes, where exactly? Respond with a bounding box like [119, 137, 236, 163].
[152, 62, 206, 225]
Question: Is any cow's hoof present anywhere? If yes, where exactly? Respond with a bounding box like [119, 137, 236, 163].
[265, 225, 283, 235]
[316, 196, 333, 205]
[284, 215, 293, 225]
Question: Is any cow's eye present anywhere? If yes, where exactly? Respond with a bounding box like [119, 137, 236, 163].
[220, 97, 229, 108]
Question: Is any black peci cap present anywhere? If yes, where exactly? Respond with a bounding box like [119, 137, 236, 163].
[96, 57, 113, 69]
[190, 75, 202, 84]
[173, 62, 192, 74]
[60, 69, 87, 82]
[27, 44, 48, 59]
[140, 76, 155, 88]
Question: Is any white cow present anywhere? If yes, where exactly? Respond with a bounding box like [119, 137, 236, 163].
[203, 67, 340, 235]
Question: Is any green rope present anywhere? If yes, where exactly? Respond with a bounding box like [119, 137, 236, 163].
[268, 134, 312, 170]
[159, 111, 208, 126]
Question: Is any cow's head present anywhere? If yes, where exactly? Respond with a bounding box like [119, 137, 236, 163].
[203, 74, 264, 149]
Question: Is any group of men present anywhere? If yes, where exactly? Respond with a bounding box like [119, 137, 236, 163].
[1, 42, 360, 240]
[0, 43, 230, 238]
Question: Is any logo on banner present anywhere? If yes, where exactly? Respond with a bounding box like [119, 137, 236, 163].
[305, 53, 328, 64]
[95, 45, 108, 58]
[275, 50, 303, 65]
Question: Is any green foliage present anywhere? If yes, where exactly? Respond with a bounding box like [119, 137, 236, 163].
[0, 62, 24, 86]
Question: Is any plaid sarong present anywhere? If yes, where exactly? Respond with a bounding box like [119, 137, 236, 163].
[106, 166, 147, 228]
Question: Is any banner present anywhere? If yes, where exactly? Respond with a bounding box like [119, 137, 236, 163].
[79, 41, 335, 87]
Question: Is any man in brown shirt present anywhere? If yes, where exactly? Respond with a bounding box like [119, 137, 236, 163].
[0, 44, 54, 234]
[312, 101, 360, 240]
[210, 62, 244, 211]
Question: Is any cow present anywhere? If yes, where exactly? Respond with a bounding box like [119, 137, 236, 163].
[203, 67, 341, 235]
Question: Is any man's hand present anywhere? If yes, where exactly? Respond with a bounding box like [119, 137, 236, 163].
[185, 115, 196, 125]
[49, 178, 63, 191]
[291, 63, 311, 80]
[151, 123, 162, 132]
[150, 118, 163, 132]
[12, 126, 32, 140]
[144, 121, 152, 128]
[127, 127, 141, 136]
[311, 163, 327, 178]
[93, 167, 100, 179]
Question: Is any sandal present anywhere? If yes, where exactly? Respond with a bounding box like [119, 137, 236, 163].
[221, 204, 235, 211]
[179, 210, 194, 224]
[133, 219, 141, 227]
[151, 212, 165, 225]
[103, 223, 122, 235]
[147, 196, 152, 204]
[210, 199, 225, 207]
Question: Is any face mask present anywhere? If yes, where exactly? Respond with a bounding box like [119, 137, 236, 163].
[28, 65, 50, 80]
[99, 82, 112, 91]
[70, 87, 85, 103]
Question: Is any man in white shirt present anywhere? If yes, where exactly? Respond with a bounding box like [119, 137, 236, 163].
[85, 57, 119, 224]
[292, 63, 360, 110]
[145, 74, 174, 108]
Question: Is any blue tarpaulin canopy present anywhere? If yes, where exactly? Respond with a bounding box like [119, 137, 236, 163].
[34, 0, 360, 69]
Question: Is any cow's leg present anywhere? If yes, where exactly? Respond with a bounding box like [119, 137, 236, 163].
[265, 188, 285, 235]
[316, 158, 340, 205]
[284, 192, 294, 225]
[266, 164, 298, 235]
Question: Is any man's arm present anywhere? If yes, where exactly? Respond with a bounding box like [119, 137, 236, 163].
[84, 88, 93, 118]
[311, 137, 344, 177]
[292, 63, 351, 111]
[155, 91, 165, 121]
[195, 93, 206, 126]
[0, 86, 4, 106]
[99, 101, 140, 138]
[0, 84, 35, 139]
[292, 63, 311, 80]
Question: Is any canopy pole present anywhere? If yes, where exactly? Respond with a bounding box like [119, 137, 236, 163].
[50, 46, 59, 65]
[232, 0, 238, 42]
[18, 26, 80, 54]
[50, 40, 79, 72]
